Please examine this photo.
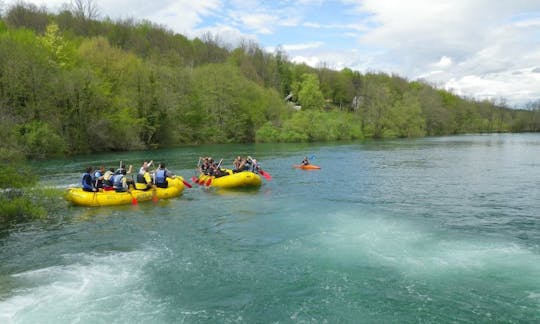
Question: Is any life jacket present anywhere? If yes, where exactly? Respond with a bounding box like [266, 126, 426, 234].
[113, 174, 127, 191]
[103, 171, 114, 187]
[93, 170, 103, 187]
[155, 169, 166, 184]
[136, 173, 146, 184]
[82, 172, 93, 190]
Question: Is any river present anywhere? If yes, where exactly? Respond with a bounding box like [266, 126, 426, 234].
[1, 134, 539, 323]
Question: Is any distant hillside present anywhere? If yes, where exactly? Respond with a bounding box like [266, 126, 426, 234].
[1, 2, 539, 160]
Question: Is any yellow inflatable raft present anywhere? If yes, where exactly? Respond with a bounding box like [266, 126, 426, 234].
[66, 177, 185, 207]
[196, 170, 262, 189]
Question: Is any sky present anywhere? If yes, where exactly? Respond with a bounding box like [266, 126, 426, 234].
[3, 0, 540, 107]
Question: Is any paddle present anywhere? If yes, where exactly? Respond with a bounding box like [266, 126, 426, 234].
[193, 157, 202, 185]
[129, 190, 138, 205]
[173, 175, 192, 188]
[259, 169, 272, 180]
[247, 156, 271, 180]
[182, 179, 193, 188]
[152, 186, 158, 203]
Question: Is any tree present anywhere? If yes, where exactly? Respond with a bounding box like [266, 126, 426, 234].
[40, 23, 76, 69]
[294, 73, 324, 110]
[4, 2, 49, 32]
[362, 76, 393, 138]
[390, 92, 426, 137]
[70, 0, 100, 20]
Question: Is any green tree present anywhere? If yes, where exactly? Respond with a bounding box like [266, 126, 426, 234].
[294, 73, 324, 110]
[16, 120, 66, 158]
[40, 22, 77, 69]
[389, 92, 426, 137]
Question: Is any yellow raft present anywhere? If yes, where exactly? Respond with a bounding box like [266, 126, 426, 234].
[197, 170, 261, 189]
[66, 177, 185, 207]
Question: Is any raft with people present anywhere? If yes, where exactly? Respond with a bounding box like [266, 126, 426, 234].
[194, 155, 271, 189]
[195, 170, 263, 189]
[66, 176, 187, 207]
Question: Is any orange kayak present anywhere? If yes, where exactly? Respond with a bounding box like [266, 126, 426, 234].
[293, 164, 321, 170]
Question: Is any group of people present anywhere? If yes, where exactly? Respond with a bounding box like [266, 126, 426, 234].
[233, 156, 260, 173]
[81, 160, 174, 192]
[197, 156, 261, 178]
[198, 157, 227, 177]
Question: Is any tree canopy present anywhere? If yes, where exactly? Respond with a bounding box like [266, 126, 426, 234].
[0, 1, 539, 160]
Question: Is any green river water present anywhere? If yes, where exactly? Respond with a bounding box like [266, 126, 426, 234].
[1, 134, 539, 323]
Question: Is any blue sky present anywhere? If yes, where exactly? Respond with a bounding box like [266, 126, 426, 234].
[3, 0, 540, 107]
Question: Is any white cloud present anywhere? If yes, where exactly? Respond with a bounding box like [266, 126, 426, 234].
[291, 55, 321, 67]
[194, 24, 257, 48]
[434, 56, 452, 69]
[444, 68, 540, 106]
[346, 0, 540, 105]
[281, 41, 324, 52]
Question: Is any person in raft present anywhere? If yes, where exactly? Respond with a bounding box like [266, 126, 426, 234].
[139, 160, 153, 176]
[301, 156, 310, 166]
[154, 162, 173, 188]
[102, 168, 115, 190]
[135, 163, 154, 191]
[82, 167, 97, 192]
[93, 165, 105, 189]
[113, 169, 130, 192]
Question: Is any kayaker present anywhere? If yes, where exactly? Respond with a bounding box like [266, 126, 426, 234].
[82, 167, 97, 192]
[301, 156, 310, 166]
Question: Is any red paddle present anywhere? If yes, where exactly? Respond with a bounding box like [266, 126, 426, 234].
[182, 180, 192, 188]
[259, 169, 272, 180]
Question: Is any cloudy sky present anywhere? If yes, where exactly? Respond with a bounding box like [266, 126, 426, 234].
[3, 0, 540, 107]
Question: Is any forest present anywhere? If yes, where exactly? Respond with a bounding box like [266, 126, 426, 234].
[1, 2, 540, 162]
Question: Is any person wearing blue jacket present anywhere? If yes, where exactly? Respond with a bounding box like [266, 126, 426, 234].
[154, 162, 173, 188]
[82, 167, 97, 192]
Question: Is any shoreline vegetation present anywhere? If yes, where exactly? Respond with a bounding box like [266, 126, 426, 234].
[1, 1, 540, 225]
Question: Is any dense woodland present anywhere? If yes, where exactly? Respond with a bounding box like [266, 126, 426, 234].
[2, 1, 540, 225]
[1, 1, 540, 162]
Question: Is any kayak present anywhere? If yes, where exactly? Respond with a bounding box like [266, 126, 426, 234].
[196, 170, 262, 188]
[293, 164, 321, 170]
[66, 177, 186, 207]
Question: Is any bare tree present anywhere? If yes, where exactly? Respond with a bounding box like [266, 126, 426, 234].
[71, 0, 100, 20]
